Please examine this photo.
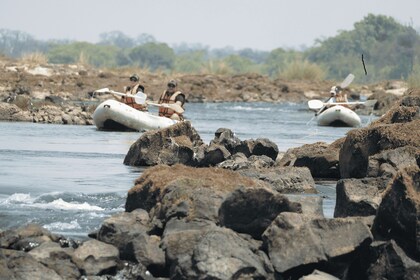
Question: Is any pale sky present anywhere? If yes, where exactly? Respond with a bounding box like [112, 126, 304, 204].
[1, 0, 419, 51]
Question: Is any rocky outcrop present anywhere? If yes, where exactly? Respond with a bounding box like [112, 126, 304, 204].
[339, 95, 420, 179]
[123, 121, 203, 166]
[262, 213, 373, 278]
[334, 177, 388, 218]
[278, 139, 343, 179]
[372, 166, 420, 260]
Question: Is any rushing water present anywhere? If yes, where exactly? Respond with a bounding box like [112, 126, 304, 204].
[0, 102, 376, 239]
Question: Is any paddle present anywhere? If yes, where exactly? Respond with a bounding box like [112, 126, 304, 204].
[340, 73, 355, 89]
[308, 73, 356, 114]
[94, 88, 184, 114]
[308, 99, 377, 110]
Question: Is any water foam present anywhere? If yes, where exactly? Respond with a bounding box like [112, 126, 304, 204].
[30, 198, 104, 211]
[43, 220, 81, 231]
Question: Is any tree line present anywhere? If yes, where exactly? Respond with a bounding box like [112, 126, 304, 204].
[0, 14, 419, 84]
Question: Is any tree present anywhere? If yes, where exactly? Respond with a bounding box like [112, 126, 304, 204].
[128, 42, 175, 71]
[98, 31, 135, 49]
[305, 14, 420, 82]
[0, 29, 49, 57]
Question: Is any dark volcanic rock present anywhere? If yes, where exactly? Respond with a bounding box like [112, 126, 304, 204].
[123, 121, 203, 166]
[219, 186, 302, 239]
[372, 166, 420, 260]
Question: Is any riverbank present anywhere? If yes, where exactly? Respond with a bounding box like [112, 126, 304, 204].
[0, 56, 409, 125]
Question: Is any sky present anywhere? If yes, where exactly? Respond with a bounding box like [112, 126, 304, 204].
[1, 0, 419, 51]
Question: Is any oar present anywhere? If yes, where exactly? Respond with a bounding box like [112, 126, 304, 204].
[94, 88, 185, 114]
[340, 73, 355, 88]
[307, 99, 377, 110]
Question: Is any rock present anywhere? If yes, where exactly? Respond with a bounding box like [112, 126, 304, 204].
[300, 269, 340, 280]
[286, 196, 324, 218]
[28, 241, 80, 279]
[361, 240, 420, 280]
[238, 166, 317, 194]
[339, 120, 420, 178]
[0, 102, 32, 122]
[123, 121, 203, 166]
[372, 166, 420, 259]
[367, 146, 420, 179]
[279, 140, 342, 179]
[162, 219, 274, 279]
[1, 249, 62, 280]
[334, 177, 388, 218]
[124, 164, 270, 223]
[198, 143, 231, 167]
[72, 239, 119, 276]
[219, 186, 302, 239]
[263, 213, 373, 277]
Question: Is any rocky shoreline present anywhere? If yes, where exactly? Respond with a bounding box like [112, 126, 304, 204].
[1, 90, 419, 279]
[0, 57, 409, 125]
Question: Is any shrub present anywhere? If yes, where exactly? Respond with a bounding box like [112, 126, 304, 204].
[20, 52, 48, 65]
[281, 60, 325, 81]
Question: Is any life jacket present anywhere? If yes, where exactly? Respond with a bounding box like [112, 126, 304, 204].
[158, 90, 184, 119]
[123, 84, 147, 111]
[335, 93, 347, 103]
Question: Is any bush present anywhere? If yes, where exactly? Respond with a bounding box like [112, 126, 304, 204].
[281, 60, 325, 81]
[20, 52, 48, 65]
[407, 64, 420, 88]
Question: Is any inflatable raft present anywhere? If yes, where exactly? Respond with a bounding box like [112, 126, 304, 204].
[92, 99, 178, 131]
[317, 105, 361, 127]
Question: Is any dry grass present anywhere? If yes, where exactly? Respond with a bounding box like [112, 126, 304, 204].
[20, 52, 48, 65]
[407, 66, 420, 88]
[281, 60, 325, 81]
[130, 164, 264, 194]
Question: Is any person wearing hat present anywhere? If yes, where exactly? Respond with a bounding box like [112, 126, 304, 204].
[333, 86, 348, 103]
[120, 74, 148, 111]
[157, 79, 185, 120]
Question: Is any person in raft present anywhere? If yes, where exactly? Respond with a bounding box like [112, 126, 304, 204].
[121, 74, 148, 111]
[158, 79, 185, 120]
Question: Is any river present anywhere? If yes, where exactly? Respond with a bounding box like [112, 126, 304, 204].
[0, 102, 376, 239]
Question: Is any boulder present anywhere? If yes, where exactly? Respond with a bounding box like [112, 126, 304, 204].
[219, 186, 302, 239]
[0, 249, 62, 280]
[124, 121, 203, 166]
[238, 166, 317, 194]
[372, 166, 420, 259]
[125, 164, 271, 226]
[334, 177, 388, 218]
[263, 213, 372, 277]
[362, 240, 420, 280]
[340, 95, 419, 178]
[162, 219, 274, 279]
[96, 209, 165, 270]
[72, 239, 119, 276]
[367, 146, 420, 179]
[279, 140, 343, 179]
[339, 120, 420, 178]
[28, 241, 80, 279]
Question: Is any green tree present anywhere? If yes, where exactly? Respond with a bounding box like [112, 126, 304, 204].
[174, 50, 207, 73]
[129, 42, 175, 71]
[306, 14, 419, 82]
[47, 42, 119, 67]
[263, 48, 301, 77]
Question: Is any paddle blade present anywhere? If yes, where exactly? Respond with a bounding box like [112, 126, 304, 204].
[363, 99, 377, 107]
[340, 74, 355, 88]
[94, 88, 110, 93]
[308, 100, 324, 110]
[133, 92, 147, 105]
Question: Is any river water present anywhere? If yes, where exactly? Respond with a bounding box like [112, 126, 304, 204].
[0, 102, 376, 239]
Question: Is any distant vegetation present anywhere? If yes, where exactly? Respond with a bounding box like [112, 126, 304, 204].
[0, 14, 419, 84]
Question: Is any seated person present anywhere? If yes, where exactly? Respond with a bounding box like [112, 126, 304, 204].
[158, 79, 185, 120]
[121, 74, 148, 111]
